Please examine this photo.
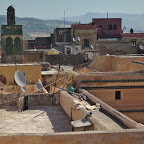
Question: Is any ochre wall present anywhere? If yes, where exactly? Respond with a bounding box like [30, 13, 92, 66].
[88, 55, 144, 72]
[88, 88, 144, 124]
[60, 91, 101, 130]
[0, 130, 144, 144]
[112, 56, 144, 71]
[60, 91, 87, 120]
[0, 64, 41, 84]
[122, 112, 144, 124]
[88, 89, 144, 110]
[74, 73, 144, 88]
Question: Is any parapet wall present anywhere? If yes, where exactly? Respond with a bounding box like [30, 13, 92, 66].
[0, 93, 59, 107]
[88, 55, 144, 72]
[60, 90, 104, 130]
[45, 54, 85, 66]
[0, 129, 144, 144]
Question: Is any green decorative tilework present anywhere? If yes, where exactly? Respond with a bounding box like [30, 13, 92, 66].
[14, 37, 22, 54]
[2, 28, 22, 35]
[6, 37, 13, 55]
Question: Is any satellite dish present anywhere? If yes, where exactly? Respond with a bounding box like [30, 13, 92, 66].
[73, 38, 75, 42]
[91, 45, 94, 49]
[35, 79, 48, 93]
[21, 87, 26, 92]
[38, 79, 42, 85]
[14, 70, 26, 87]
[35, 82, 43, 91]
[139, 45, 144, 50]
[78, 37, 80, 41]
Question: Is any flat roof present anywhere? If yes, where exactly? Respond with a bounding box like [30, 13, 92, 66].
[0, 106, 71, 133]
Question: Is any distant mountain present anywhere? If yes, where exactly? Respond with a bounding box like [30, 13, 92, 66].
[0, 15, 73, 39]
[66, 12, 144, 32]
[1, 12, 144, 40]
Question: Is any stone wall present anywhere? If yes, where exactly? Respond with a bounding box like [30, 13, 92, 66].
[23, 51, 45, 63]
[0, 93, 60, 107]
[97, 36, 144, 55]
[45, 54, 85, 66]
[98, 41, 133, 55]
[75, 28, 97, 50]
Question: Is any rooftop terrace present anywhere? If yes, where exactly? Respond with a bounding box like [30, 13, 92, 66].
[0, 106, 71, 133]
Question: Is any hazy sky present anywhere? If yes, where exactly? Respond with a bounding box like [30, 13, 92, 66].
[1, 0, 144, 19]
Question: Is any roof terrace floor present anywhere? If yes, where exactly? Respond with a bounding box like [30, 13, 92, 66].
[0, 106, 71, 133]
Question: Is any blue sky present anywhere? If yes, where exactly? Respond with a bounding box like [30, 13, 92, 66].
[1, 0, 144, 19]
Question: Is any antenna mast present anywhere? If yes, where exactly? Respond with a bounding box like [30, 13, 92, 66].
[64, 10, 65, 43]
[107, 12, 108, 18]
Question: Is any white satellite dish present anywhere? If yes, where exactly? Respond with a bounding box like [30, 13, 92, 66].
[78, 37, 80, 41]
[14, 70, 26, 87]
[139, 45, 144, 50]
[21, 87, 26, 92]
[35, 79, 48, 93]
[91, 45, 94, 49]
[73, 38, 75, 42]
[38, 79, 42, 85]
[35, 82, 43, 91]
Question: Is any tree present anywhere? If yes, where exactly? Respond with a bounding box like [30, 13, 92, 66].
[75, 21, 81, 25]
[89, 21, 95, 25]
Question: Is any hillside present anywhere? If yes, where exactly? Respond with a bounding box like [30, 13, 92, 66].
[66, 12, 144, 32]
[1, 12, 144, 40]
[0, 15, 73, 39]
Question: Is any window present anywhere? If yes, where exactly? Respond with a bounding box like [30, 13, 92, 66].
[131, 41, 136, 47]
[6, 37, 13, 55]
[108, 25, 112, 30]
[115, 91, 121, 100]
[66, 48, 71, 54]
[113, 24, 117, 30]
[14, 37, 22, 55]
[84, 39, 89, 47]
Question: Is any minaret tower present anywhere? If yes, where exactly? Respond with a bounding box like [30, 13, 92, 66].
[7, 5, 15, 25]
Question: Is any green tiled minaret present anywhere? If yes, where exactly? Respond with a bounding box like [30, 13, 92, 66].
[1, 6, 23, 63]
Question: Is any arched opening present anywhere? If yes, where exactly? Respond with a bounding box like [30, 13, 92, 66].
[14, 37, 22, 55]
[6, 37, 13, 55]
